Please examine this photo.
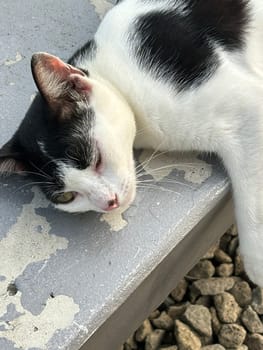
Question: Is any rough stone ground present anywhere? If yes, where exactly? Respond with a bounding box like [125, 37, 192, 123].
[121, 225, 263, 350]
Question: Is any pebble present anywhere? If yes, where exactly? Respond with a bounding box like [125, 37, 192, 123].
[168, 303, 189, 320]
[227, 236, 239, 256]
[218, 324, 246, 348]
[227, 346, 248, 350]
[241, 306, 263, 333]
[214, 292, 241, 323]
[183, 305, 212, 337]
[151, 311, 174, 331]
[149, 310, 161, 320]
[245, 333, 263, 350]
[235, 254, 245, 276]
[170, 279, 188, 302]
[201, 243, 219, 260]
[214, 249, 232, 264]
[216, 264, 234, 278]
[158, 346, 178, 350]
[193, 278, 235, 296]
[145, 329, 165, 350]
[174, 320, 201, 350]
[252, 287, 263, 315]
[188, 260, 215, 279]
[125, 335, 138, 350]
[229, 281, 252, 307]
[135, 319, 153, 342]
[210, 307, 221, 335]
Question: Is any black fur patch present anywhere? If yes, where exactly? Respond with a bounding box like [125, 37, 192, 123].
[1, 94, 95, 201]
[132, 0, 250, 90]
[68, 39, 97, 70]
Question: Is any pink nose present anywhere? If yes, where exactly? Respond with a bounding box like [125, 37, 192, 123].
[107, 194, 119, 211]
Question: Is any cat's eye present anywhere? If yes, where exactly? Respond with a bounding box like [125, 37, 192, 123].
[53, 191, 76, 204]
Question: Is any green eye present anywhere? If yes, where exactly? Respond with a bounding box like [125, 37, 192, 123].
[53, 191, 76, 204]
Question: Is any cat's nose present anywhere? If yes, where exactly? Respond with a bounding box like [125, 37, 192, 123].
[106, 194, 119, 211]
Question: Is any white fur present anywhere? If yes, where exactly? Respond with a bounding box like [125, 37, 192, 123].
[60, 0, 263, 285]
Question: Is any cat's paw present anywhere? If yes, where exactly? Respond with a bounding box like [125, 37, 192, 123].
[243, 254, 263, 287]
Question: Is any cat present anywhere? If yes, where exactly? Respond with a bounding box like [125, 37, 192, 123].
[1, 0, 263, 286]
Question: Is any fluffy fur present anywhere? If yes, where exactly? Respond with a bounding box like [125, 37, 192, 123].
[1, 0, 263, 285]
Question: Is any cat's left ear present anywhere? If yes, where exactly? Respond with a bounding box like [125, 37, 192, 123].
[0, 139, 27, 175]
[31, 52, 92, 111]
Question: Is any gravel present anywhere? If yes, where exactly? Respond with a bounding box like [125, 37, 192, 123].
[122, 226, 263, 350]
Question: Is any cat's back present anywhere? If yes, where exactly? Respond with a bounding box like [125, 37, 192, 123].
[94, 0, 256, 90]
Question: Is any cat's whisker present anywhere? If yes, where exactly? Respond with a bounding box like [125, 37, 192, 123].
[12, 181, 54, 194]
[135, 150, 170, 170]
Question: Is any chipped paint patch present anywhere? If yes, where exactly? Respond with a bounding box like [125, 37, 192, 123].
[100, 210, 127, 232]
[0, 187, 79, 349]
[90, 0, 113, 19]
[139, 150, 212, 184]
[1, 295, 79, 350]
[4, 52, 23, 66]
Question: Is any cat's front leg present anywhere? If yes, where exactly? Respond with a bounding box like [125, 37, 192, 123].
[218, 100, 263, 286]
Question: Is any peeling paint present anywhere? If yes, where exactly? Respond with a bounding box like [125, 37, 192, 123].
[90, 0, 113, 19]
[1, 295, 79, 350]
[4, 52, 23, 66]
[139, 150, 212, 184]
[100, 210, 127, 232]
[0, 187, 79, 349]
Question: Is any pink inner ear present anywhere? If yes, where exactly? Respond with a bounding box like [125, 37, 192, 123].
[69, 74, 92, 93]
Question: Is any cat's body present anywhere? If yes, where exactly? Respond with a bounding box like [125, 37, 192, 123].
[1, 0, 263, 285]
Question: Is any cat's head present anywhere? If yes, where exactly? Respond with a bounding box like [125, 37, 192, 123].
[0, 53, 136, 213]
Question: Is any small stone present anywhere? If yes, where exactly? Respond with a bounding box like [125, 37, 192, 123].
[125, 335, 138, 350]
[201, 346, 225, 350]
[135, 319, 153, 342]
[214, 249, 232, 263]
[145, 330, 165, 350]
[183, 305, 212, 337]
[149, 310, 161, 320]
[174, 320, 201, 350]
[188, 260, 215, 279]
[241, 306, 263, 333]
[229, 281, 252, 307]
[201, 243, 219, 260]
[245, 333, 263, 350]
[216, 263, 234, 277]
[252, 287, 263, 314]
[189, 284, 201, 302]
[227, 224, 238, 236]
[227, 346, 248, 350]
[168, 303, 189, 320]
[196, 296, 212, 308]
[235, 254, 245, 276]
[158, 346, 178, 350]
[193, 278, 235, 296]
[219, 234, 233, 252]
[210, 307, 221, 335]
[218, 324, 246, 348]
[151, 311, 174, 331]
[171, 279, 188, 302]
[227, 236, 239, 256]
[214, 292, 241, 323]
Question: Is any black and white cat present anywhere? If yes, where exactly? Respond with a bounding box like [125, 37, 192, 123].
[1, 0, 263, 285]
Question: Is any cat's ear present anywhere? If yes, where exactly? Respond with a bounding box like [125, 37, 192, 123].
[0, 139, 27, 175]
[31, 52, 92, 111]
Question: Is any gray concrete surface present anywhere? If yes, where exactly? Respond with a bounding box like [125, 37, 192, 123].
[0, 1, 233, 350]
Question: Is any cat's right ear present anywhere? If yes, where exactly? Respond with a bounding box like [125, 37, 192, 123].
[31, 52, 92, 114]
[0, 139, 27, 176]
